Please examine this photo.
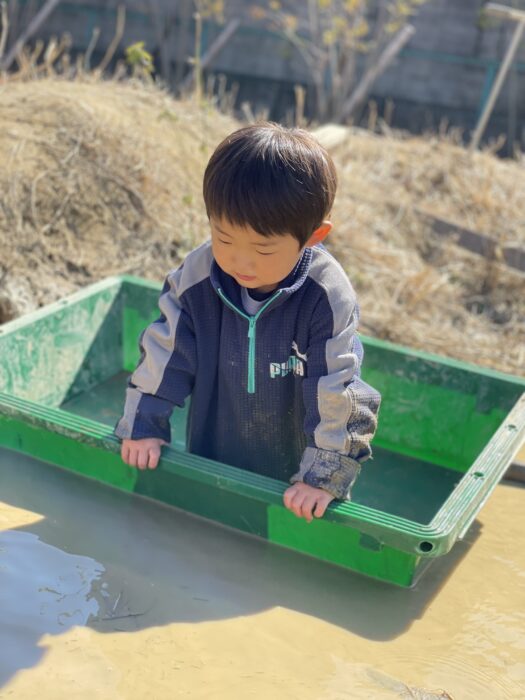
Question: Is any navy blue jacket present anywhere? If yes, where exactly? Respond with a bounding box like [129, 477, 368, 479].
[115, 241, 381, 499]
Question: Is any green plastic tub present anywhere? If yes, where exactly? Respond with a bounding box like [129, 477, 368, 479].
[0, 276, 524, 587]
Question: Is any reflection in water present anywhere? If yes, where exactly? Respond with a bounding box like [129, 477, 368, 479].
[0, 530, 104, 683]
[0, 447, 524, 699]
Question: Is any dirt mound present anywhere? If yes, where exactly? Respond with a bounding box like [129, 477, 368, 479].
[0, 76, 523, 375]
[0, 76, 236, 318]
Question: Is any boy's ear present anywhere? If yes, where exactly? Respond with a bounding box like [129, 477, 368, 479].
[305, 221, 332, 248]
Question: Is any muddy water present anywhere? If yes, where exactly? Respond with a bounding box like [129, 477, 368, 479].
[1, 448, 524, 699]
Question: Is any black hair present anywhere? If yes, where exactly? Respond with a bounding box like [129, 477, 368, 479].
[203, 122, 337, 247]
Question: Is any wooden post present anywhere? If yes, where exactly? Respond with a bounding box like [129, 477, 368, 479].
[470, 3, 525, 151]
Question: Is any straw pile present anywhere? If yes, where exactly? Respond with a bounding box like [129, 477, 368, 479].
[325, 127, 524, 374]
[0, 75, 523, 375]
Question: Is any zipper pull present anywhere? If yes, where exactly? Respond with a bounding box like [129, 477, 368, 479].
[248, 319, 256, 338]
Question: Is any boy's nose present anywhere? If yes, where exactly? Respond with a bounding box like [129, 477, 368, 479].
[232, 252, 255, 274]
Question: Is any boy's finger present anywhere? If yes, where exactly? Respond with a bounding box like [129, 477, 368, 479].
[283, 486, 298, 509]
[290, 491, 307, 519]
[137, 449, 149, 470]
[121, 443, 130, 464]
[127, 446, 138, 468]
[300, 496, 316, 523]
[148, 448, 160, 469]
[313, 497, 329, 519]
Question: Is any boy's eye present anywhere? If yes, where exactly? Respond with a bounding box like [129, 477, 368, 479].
[218, 238, 232, 245]
[257, 251, 275, 256]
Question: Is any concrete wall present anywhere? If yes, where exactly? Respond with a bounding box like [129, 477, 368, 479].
[9, 0, 525, 150]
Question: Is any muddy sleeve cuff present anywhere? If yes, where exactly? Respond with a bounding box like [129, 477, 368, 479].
[290, 447, 362, 500]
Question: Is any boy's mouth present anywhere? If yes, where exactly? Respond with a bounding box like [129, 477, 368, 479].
[236, 273, 256, 282]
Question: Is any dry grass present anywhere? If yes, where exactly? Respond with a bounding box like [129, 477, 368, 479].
[324, 127, 525, 375]
[0, 73, 523, 375]
[0, 74, 236, 316]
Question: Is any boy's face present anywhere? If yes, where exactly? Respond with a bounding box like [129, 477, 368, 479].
[210, 217, 306, 294]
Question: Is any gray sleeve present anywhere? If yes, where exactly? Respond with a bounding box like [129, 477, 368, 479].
[291, 252, 381, 500]
[114, 243, 213, 442]
[114, 269, 196, 442]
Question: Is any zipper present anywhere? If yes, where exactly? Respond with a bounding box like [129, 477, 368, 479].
[247, 318, 256, 393]
[217, 287, 282, 394]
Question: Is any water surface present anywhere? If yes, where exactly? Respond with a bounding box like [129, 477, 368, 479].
[1, 447, 524, 699]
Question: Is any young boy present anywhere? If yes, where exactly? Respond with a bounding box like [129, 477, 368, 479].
[115, 122, 381, 523]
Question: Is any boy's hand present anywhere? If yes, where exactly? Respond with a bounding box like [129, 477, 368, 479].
[283, 482, 334, 523]
[121, 438, 166, 470]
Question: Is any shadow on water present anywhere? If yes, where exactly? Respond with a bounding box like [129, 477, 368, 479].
[0, 447, 481, 688]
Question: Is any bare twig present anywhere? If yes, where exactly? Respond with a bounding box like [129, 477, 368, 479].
[84, 26, 100, 72]
[111, 590, 122, 613]
[147, 0, 170, 84]
[240, 101, 255, 123]
[0, 1, 8, 62]
[363, 1, 389, 73]
[30, 37, 44, 64]
[30, 169, 50, 230]
[93, 595, 156, 622]
[332, 2, 365, 122]
[181, 18, 241, 93]
[95, 3, 125, 75]
[191, 10, 202, 100]
[341, 24, 415, 121]
[294, 84, 306, 127]
[174, 0, 192, 86]
[1, 0, 61, 71]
